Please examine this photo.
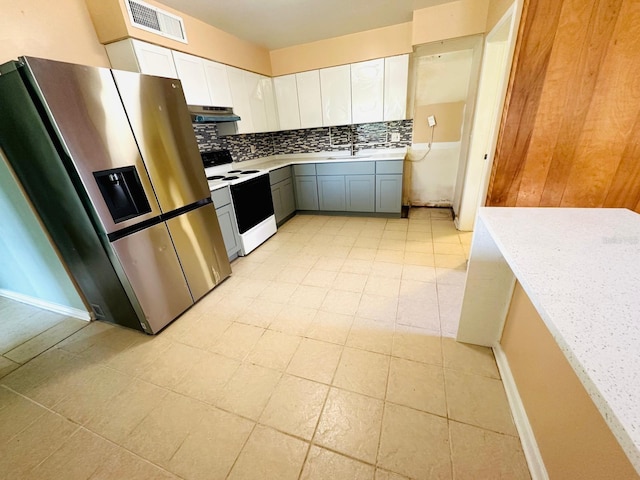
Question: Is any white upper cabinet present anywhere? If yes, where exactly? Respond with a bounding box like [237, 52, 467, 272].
[351, 58, 384, 124]
[227, 66, 254, 134]
[245, 71, 268, 133]
[262, 77, 280, 132]
[320, 65, 352, 127]
[203, 60, 233, 107]
[384, 54, 409, 121]
[295, 71, 323, 128]
[274, 75, 301, 131]
[172, 51, 211, 106]
[105, 39, 178, 78]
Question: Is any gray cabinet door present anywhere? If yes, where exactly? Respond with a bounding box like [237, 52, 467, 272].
[280, 178, 296, 219]
[346, 174, 375, 212]
[215, 203, 241, 259]
[294, 176, 319, 210]
[318, 175, 346, 211]
[271, 183, 284, 224]
[271, 178, 296, 225]
[376, 174, 402, 213]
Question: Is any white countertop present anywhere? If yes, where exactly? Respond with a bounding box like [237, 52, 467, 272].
[475, 207, 640, 472]
[229, 148, 407, 172]
[207, 149, 406, 192]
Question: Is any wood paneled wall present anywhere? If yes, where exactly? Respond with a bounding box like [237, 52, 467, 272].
[487, 0, 640, 211]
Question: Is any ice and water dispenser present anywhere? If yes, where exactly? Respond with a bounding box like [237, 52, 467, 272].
[94, 166, 152, 223]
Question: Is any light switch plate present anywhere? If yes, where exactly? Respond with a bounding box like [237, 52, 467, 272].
[390, 132, 401, 142]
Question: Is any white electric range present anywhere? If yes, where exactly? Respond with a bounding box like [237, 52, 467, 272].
[202, 150, 276, 256]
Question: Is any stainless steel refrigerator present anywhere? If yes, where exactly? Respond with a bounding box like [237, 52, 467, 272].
[0, 56, 231, 334]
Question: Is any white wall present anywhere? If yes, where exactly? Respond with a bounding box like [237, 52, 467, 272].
[406, 142, 462, 206]
[0, 156, 86, 311]
[408, 44, 475, 206]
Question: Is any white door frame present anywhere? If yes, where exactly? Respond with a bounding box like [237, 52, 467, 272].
[454, 1, 524, 231]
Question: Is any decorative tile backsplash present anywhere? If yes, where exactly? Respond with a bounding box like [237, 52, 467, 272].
[193, 120, 413, 162]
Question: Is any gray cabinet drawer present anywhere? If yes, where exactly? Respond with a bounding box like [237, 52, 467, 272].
[316, 161, 375, 175]
[269, 166, 292, 185]
[211, 187, 231, 208]
[376, 160, 403, 174]
[293, 163, 317, 176]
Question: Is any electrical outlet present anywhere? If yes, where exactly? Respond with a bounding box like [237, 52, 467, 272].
[427, 115, 437, 127]
[250, 145, 257, 153]
[390, 132, 401, 142]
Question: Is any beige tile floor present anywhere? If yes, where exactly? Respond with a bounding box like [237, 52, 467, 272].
[0, 208, 531, 479]
[0, 298, 87, 378]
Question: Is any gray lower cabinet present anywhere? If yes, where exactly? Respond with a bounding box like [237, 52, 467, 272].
[293, 164, 319, 211]
[375, 174, 402, 213]
[295, 176, 319, 210]
[269, 166, 296, 225]
[317, 161, 375, 213]
[271, 178, 296, 225]
[346, 174, 375, 212]
[318, 175, 346, 211]
[292, 159, 403, 215]
[211, 187, 241, 260]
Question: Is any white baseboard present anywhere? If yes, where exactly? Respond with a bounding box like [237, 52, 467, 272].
[0, 289, 91, 321]
[493, 344, 549, 480]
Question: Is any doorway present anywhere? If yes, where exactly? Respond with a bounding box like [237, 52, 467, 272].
[406, 35, 483, 209]
[454, 3, 524, 231]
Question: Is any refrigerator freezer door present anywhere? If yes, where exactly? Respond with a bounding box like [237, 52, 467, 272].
[22, 57, 161, 234]
[111, 223, 193, 333]
[112, 69, 211, 212]
[165, 203, 232, 302]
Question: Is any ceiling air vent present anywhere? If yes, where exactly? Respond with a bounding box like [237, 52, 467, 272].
[125, 0, 188, 43]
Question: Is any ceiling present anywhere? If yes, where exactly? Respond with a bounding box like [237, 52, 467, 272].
[157, 0, 459, 50]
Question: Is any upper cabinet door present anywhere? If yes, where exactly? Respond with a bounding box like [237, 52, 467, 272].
[320, 65, 351, 127]
[227, 67, 254, 133]
[384, 54, 409, 121]
[262, 77, 280, 132]
[351, 59, 384, 124]
[203, 60, 233, 107]
[296, 70, 323, 128]
[132, 40, 178, 78]
[245, 71, 268, 133]
[273, 74, 301, 131]
[172, 51, 212, 106]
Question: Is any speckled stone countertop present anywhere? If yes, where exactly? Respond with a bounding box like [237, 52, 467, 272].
[478, 207, 640, 472]
[228, 148, 407, 172]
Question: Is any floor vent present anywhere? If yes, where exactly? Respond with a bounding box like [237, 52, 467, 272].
[125, 0, 187, 43]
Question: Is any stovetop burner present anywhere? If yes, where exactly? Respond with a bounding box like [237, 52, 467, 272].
[227, 170, 242, 174]
[223, 176, 239, 180]
[207, 175, 225, 180]
[241, 170, 260, 174]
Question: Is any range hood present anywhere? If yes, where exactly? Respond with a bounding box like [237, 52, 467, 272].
[188, 105, 241, 123]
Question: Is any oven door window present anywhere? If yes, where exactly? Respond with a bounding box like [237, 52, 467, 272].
[230, 175, 275, 234]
